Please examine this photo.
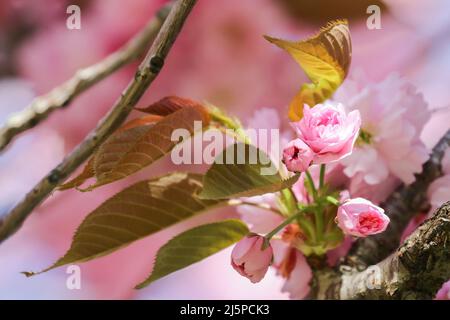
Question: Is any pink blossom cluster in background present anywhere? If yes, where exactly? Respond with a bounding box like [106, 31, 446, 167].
[0, 0, 449, 299]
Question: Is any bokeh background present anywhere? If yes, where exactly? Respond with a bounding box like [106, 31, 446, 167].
[0, 0, 449, 299]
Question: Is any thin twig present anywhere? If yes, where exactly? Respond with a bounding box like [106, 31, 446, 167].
[0, 0, 198, 244]
[314, 202, 450, 300]
[344, 129, 450, 268]
[0, 2, 173, 153]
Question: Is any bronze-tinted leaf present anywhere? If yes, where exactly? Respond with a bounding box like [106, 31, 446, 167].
[58, 157, 96, 191]
[265, 20, 351, 120]
[60, 96, 211, 191]
[116, 114, 162, 132]
[59, 115, 161, 191]
[136, 96, 210, 122]
[63, 106, 208, 191]
[24, 173, 222, 276]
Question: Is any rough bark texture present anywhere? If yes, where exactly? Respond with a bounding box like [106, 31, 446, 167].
[314, 202, 450, 299]
[344, 129, 450, 268]
[0, 0, 197, 244]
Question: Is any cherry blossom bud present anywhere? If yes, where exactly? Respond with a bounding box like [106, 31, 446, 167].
[282, 138, 314, 172]
[336, 198, 389, 237]
[231, 235, 273, 283]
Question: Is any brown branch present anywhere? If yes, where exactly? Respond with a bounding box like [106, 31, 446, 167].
[0, 0, 197, 244]
[0, 2, 173, 153]
[314, 201, 450, 299]
[344, 129, 450, 268]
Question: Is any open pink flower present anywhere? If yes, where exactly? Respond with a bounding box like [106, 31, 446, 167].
[335, 72, 430, 186]
[237, 194, 283, 234]
[337, 198, 390, 237]
[231, 235, 273, 283]
[282, 138, 314, 172]
[291, 103, 361, 164]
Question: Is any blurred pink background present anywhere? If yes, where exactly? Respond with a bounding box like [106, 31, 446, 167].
[0, 0, 449, 299]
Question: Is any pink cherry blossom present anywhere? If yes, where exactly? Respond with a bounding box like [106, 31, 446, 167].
[244, 107, 293, 176]
[291, 102, 361, 164]
[337, 198, 390, 237]
[279, 250, 312, 299]
[335, 72, 431, 186]
[282, 138, 314, 172]
[347, 172, 401, 205]
[237, 194, 283, 234]
[231, 235, 273, 283]
[327, 236, 353, 266]
[291, 174, 313, 204]
[428, 175, 450, 213]
[436, 280, 450, 300]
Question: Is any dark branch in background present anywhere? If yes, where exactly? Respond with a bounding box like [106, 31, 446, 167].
[0, 2, 173, 153]
[315, 202, 450, 299]
[0, 10, 36, 76]
[0, 0, 197, 244]
[344, 129, 450, 268]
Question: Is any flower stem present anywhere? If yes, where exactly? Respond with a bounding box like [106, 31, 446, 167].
[279, 187, 298, 217]
[314, 209, 324, 242]
[297, 216, 316, 243]
[265, 211, 302, 240]
[304, 170, 317, 201]
[325, 195, 340, 206]
[209, 106, 250, 143]
[319, 164, 326, 190]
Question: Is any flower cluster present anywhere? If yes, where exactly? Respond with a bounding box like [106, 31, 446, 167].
[333, 72, 431, 203]
[230, 102, 390, 288]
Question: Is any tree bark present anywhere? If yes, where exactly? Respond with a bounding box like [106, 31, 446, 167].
[344, 129, 450, 268]
[314, 202, 450, 299]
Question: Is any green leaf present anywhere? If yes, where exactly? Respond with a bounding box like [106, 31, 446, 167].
[198, 143, 299, 200]
[24, 173, 222, 277]
[136, 219, 249, 289]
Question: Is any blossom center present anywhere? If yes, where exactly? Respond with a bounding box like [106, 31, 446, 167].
[315, 110, 340, 127]
[356, 128, 373, 145]
[358, 212, 382, 231]
[291, 146, 300, 159]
